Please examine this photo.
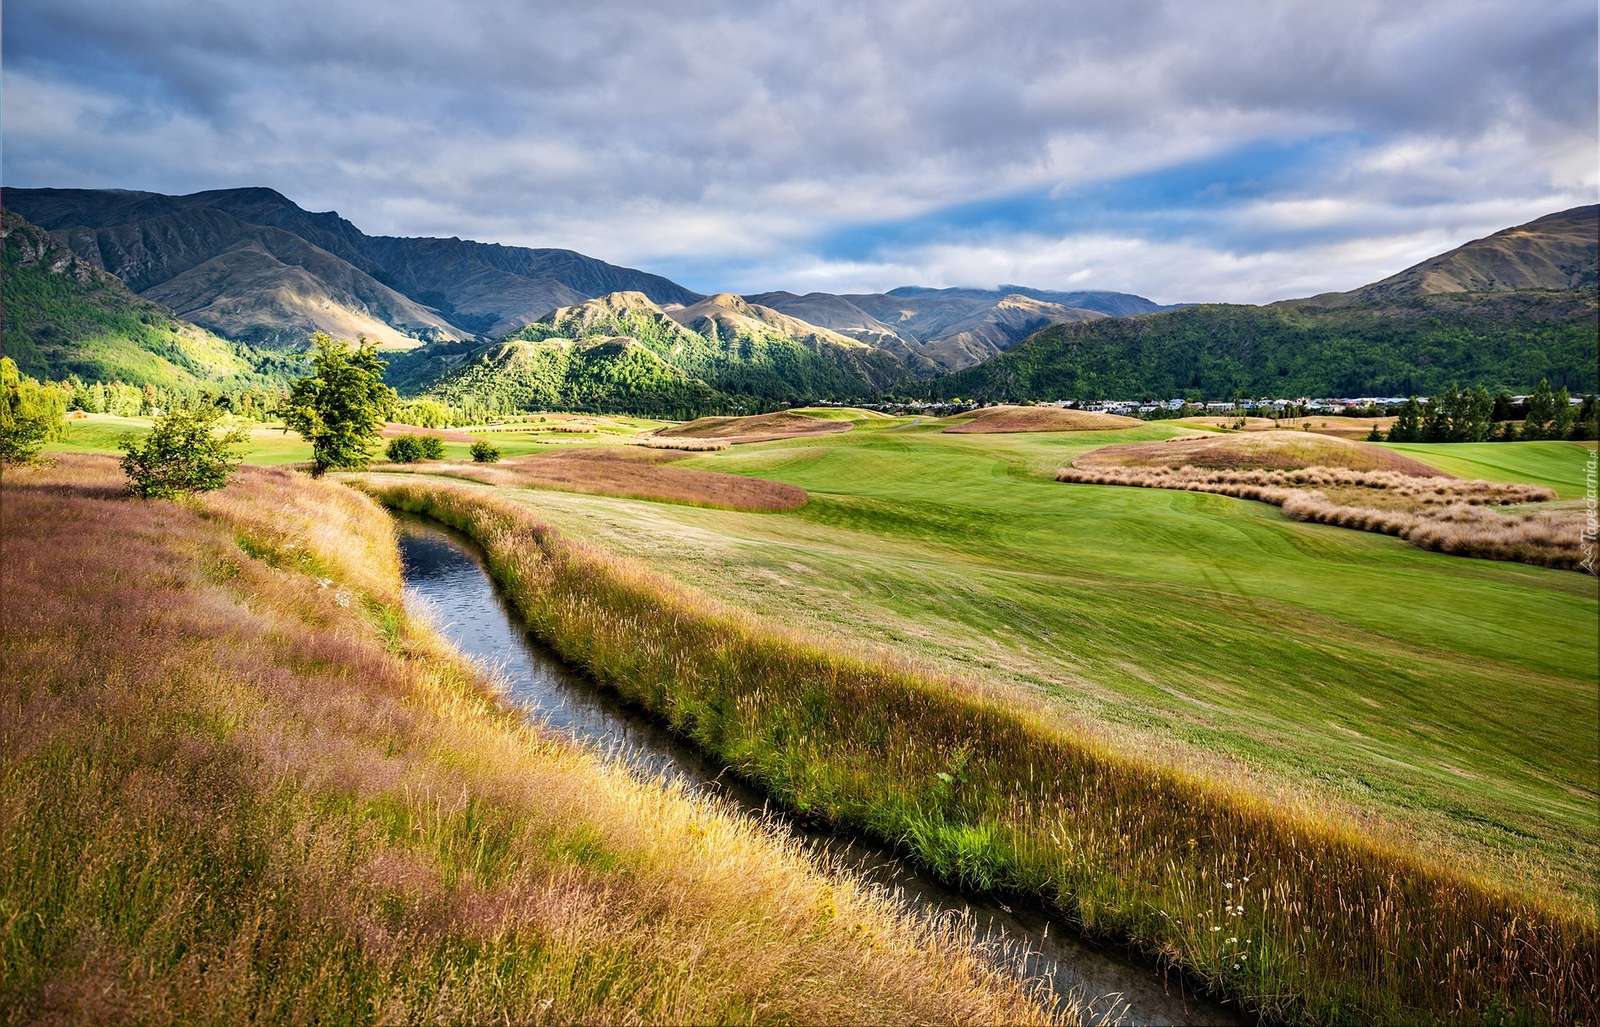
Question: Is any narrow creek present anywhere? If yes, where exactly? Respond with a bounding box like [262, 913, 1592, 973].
[397, 517, 1242, 1026]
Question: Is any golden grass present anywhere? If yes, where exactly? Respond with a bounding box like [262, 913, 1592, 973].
[942, 406, 1143, 433]
[0, 454, 1061, 1025]
[1057, 462, 1588, 572]
[1078, 430, 1447, 475]
[635, 436, 731, 452]
[357, 476, 1600, 1026]
[655, 410, 854, 443]
[1175, 416, 1398, 439]
[379, 446, 808, 512]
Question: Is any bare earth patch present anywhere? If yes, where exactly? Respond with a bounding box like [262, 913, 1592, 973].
[941, 405, 1143, 433]
[415, 447, 807, 511]
[655, 410, 854, 444]
[1077, 429, 1446, 475]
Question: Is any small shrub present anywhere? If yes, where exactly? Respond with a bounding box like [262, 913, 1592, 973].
[386, 436, 423, 463]
[470, 440, 502, 463]
[418, 436, 446, 460]
[120, 406, 247, 499]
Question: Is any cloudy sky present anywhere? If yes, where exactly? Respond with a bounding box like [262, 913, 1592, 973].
[4, 0, 1596, 303]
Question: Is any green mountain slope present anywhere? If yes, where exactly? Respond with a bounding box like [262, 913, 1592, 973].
[930, 207, 1599, 401]
[394, 290, 918, 417]
[418, 335, 719, 419]
[1, 210, 286, 389]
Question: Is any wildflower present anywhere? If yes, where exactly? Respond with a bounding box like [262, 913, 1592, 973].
[318, 577, 333, 589]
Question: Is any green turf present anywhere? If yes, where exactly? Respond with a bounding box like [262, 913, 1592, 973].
[420, 417, 1600, 901]
[1381, 440, 1597, 498]
[46, 413, 669, 466]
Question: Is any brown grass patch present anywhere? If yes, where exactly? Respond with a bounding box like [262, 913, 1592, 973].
[0, 454, 1061, 1025]
[655, 410, 853, 444]
[941, 405, 1143, 434]
[397, 447, 807, 512]
[380, 422, 475, 442]
[1058, 461, 1587, 572]
[1078, 429, 1446, 475]
[635, 436, 730, 452]
[1175, 416, 1398, 438]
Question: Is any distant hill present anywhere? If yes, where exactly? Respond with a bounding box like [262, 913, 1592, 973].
[393, 290, 919, 416]
[1323, 205, 1599, 304]
[1, 187, 700, 348]
[418, 335, 720, 420]
[749, 285, 1156, 370]
[1, 210, 285, 389]
[929, 206, 1599, 401]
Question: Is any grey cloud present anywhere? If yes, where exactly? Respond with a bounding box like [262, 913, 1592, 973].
[3, 0, 1594, 298]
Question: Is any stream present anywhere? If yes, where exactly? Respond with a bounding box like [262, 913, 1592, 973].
[397, 518, 1241, 1026]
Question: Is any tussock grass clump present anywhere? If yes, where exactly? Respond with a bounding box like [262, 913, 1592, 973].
[635, 436, 731, 451]
[0, 454, 1062, 1026]
[1057, 464, 1586, 572]
[1078, 430, 1447, 475]
[359, 477, 1600, 1027]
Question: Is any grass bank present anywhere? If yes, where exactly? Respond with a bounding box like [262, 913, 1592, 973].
[0, 455, 1059, 1025]
[359, 477, 1598, 1026]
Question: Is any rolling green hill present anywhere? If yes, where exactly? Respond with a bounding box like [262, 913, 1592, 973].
[1, 210, 287, 389]
[928, 206, 1599, 401]
[928, 289, 1598, 400]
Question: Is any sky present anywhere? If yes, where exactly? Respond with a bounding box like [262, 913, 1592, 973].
[4, 0, 1596, 304]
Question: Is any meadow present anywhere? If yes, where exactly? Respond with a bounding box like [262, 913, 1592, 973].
[42, 408, 1599, 1022]
[0, 454, 1058, 1025]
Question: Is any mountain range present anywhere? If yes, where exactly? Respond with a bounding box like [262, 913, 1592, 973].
[932, 205, 1598, 401]
[2, 185, 1595, 411]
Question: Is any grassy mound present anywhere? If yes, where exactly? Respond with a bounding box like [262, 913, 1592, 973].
[1175, 416, 1399, 439]
[655, 410, 854, 443]
[1077, 429, 1446, 475]
[941, 405, 1142, 434]
[0, 455, 1060, 1025]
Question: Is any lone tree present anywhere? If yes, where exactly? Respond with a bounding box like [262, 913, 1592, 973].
[284, 333, 396, 476]
[120, 405, 248, 499]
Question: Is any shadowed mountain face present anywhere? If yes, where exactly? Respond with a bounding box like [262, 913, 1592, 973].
[748, 285, 1167, 370]
[929, 206, 1600, 402]
[1, 187, 700, 348]
[1, 209, 281, 387]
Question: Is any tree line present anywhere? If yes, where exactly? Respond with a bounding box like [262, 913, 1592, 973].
[1380, 380, 1596, 443]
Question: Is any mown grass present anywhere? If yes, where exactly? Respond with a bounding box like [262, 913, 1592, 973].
[0, 454, 1062, 1025]
[360, 476, 1598, 1026]
[486, 422, 1597, 902]
[1383, 440, 1596, 499]
[46, 412, 660, 467]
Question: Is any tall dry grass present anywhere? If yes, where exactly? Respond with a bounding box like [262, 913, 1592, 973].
[358, 477, 1600, 1027]
[635, 436, 731, 452]
[1057, 465, 1587, 572]
[0, 454, 1062, 1025]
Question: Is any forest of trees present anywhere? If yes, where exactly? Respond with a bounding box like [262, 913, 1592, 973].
[1383, 380, 1597, 443]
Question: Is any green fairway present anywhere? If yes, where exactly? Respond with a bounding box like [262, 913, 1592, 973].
[46, 412, 670, 465]
[395, 415, 1598, 902]
[1382, 440, 1596, 498]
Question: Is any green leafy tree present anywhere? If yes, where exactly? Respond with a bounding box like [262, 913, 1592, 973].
[1387, 396, 1423, 442]
[1551, 387, 1575, 439]
[0, 357, 68, 465]
[385, 435, 422, 463]
[1573, 395, 1598, 441]
[1495, 419, 1520, 442]
[418, 435, 446, 460]
[470, 439, 501, 463]
[284, 333, 396, 476]
[1522, 379, 1557, 440]
[119, 405, 247, 498]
